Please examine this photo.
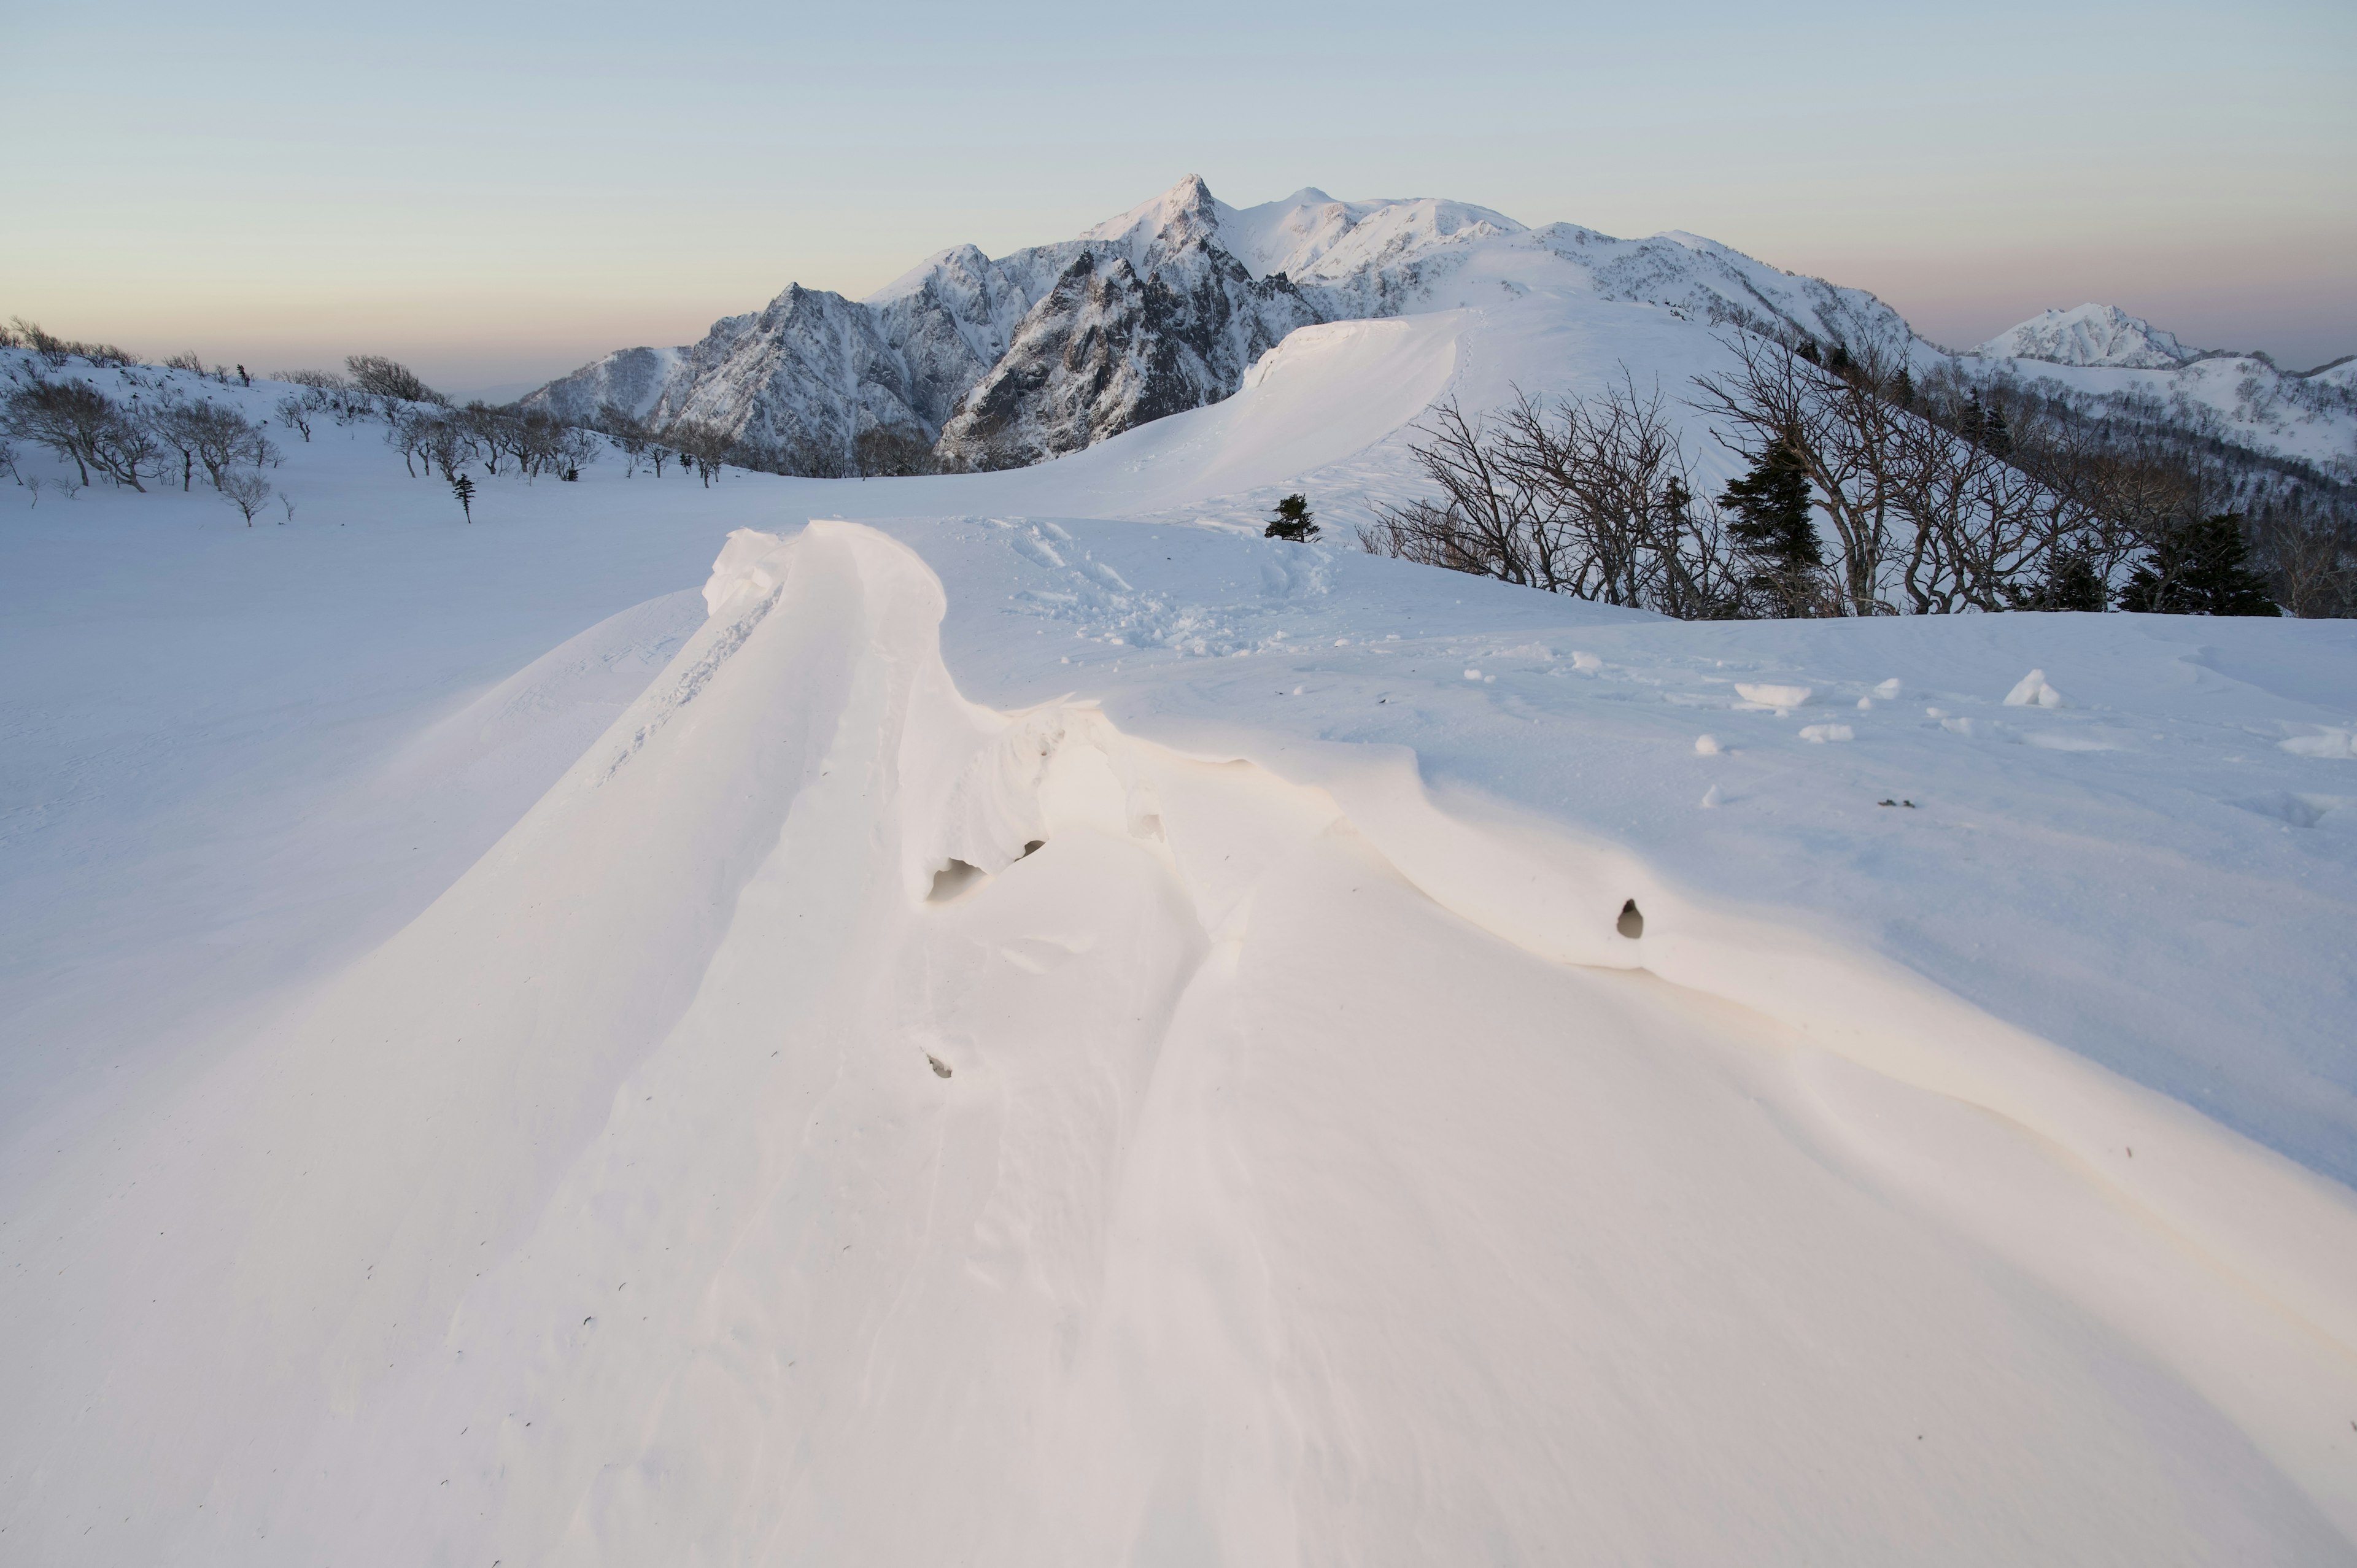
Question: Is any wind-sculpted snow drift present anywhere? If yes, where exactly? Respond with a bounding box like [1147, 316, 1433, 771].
[9, 522, 2355, 1564]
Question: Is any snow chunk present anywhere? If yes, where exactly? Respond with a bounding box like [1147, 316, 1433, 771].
[2004, 670, 2066, 709]
[1800, 724, 1855, 744]
[1570, 651, 1603, 672]
[1736, 682, 1811, 708]
[2279, 728, 2356, 760]
[1874, 678, 1902, 698]
[1694, 734, 1720, 755]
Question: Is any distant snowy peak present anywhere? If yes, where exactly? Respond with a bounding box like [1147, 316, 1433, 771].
[1975, 304, 2200, 369]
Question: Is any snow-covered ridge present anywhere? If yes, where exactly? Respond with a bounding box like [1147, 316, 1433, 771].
[521, 174, 1922, 472]
[1975, 303, 2197, 368]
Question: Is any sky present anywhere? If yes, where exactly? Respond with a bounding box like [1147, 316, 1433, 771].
[4, 0, 2351, 398]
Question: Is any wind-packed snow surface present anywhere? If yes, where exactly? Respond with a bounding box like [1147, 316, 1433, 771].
[4, 311, 2357, 1562]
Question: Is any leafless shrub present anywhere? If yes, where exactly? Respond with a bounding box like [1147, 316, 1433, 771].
[219, 466, 272, 526]
[854, 423, 939, 477]
[275, 394, 313, 441]
[3, 376, 157, 489]
[344, 354, 443, 406]
[147, 398, 275, 491]
[667, 419, 734, 485]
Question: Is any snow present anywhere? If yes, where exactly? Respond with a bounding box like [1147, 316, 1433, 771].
[5, 331, 2357, 1562]
[2003, 667, 2067, 708]
[1976, 303, 2197, 368]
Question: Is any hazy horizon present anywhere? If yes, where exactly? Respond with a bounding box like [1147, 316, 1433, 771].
[7, 1, 2350, 400]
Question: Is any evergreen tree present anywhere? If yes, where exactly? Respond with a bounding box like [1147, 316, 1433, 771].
[450, 471, 476, 523]
[1265, 492, 1318, 542]
[1720, 441, 1824, 617]
[2007, 549, 2107, 611]
[2116, 513, 2279, 616]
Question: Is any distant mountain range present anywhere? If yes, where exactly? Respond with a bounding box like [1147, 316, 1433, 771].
[522, 176, 2356, 476]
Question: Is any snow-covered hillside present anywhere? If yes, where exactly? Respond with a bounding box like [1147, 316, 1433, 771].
[4, 309, 2356, 1562]
[1973, 303, 2357, 472]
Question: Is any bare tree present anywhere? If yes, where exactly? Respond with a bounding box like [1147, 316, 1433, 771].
[667, 419, 733, 486]
[274, 394, 313, 441]
[598, 403, 651, 475]
[854, 423, 939, 478]
[3, 377, 155, 489]
[344, 354, 443, 406]
[219, 467, 271, 526]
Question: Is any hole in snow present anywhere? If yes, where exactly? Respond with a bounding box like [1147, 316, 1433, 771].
[927, 859, 987, 903]
[1616, 899, 1645, 939]
[1020, 839, 1046, 859]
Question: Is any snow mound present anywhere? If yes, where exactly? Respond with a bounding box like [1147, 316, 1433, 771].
[1975, 304, 2199, 369]
[9, 523, 2356, 1562]
[2003, 668, 2067, 708]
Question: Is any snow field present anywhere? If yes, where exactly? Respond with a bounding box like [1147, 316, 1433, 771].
[6, 523, 2352, 1562]
[2, 311, 2355, 1561]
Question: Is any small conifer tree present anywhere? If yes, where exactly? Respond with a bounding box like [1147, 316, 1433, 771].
[1265, 493, 1318, 542]
[451, 471, 476, 523]
[2007, 549, 2107, 611]
[2116, 513, 2278, 616]
[1719, 441, 1821, 614]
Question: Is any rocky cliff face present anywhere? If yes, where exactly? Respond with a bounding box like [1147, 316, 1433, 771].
[934, 179, 1323, 467]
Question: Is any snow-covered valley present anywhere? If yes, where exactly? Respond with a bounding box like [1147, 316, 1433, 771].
[4, 236, 2356, 1561]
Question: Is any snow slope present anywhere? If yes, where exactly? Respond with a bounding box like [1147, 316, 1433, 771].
[4, 336, 2357, 1561]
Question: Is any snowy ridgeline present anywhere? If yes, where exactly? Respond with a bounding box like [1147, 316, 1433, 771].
[516, 175, 2357, 479]
[3, 323, 2356, 1562]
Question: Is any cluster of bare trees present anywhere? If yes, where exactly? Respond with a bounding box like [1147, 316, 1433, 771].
[1, 317, 133, 369]
[1364, 330, 2349, 619]
[384, 401, 602, 484]
[1684, 335, 2153, 616]
[1360, 377, 1743, 619]
[1, 368, 284, 522]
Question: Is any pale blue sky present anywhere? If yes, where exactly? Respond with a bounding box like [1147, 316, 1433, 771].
[6, 0, 2350, 395]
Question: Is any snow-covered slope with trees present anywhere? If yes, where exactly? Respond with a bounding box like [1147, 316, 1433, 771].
[1972, 304, 2357, 472]
[4, 320, 2356, 1561]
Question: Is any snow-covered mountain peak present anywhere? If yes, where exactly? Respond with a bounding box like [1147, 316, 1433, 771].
[1975, 303, 2200, 368]
[1078, 172, 1226, 265]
